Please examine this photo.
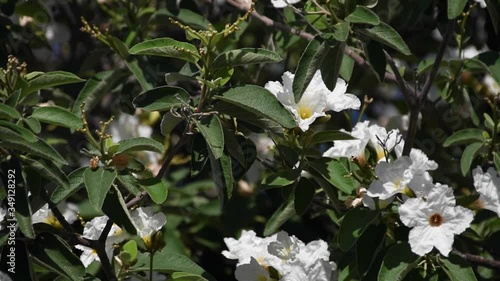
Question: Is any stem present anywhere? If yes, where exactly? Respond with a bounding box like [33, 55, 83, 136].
[453, 250, 500, 270]
[149, 251, 155, 281]
[97, 220, 118, 281]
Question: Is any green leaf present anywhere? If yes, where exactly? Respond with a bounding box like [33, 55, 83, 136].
[129, 38, 201, 64]
[133, 86, 190, 112]
[168, 272, 209, 281]
[345, 5, 380, 25]
[294, 177, 315, 215]
[486, 0, 499, 34]
[208, 149, 233, 205]
[230, 136, 257, 181]
[447, 0, 468, 19]
[0, 120, 37, 142]
[51, 167, 86, 204]
[22, 157, 69, 190]
[115, 137, 164, 154]
[320, 42, 345, 91]
[261, 170, 300, 189]
[461, 142, 484, 176]
[213, 101, 284, 133]
[72, 70, 127, 117]
[24, 116, 41, 133]
[30, 233, 86, 280]
[8, 157, 35, 238]
[378, 243, 420, 281]
[494, 152, 500, 172]
[293, 38, 327, 101]
[212, 48, 282, 69]
[340, 54, 355, 81]
[161, 112, 184, 136]
[308, 158, 356, 194]
[31, 106, 83, 130]
[84, 167, 117, 211]
[357, 224, 386, 277]
[1, 138, 67, 165]
[264, 195, 296, 236]
[328, 22, 350, 42]
[0, 103, 21, 119]
[151, 8, 211, 30]
[122, 240, 138, 261]
[360, 22, 411, 55]
[125, 59, 154, 91]
[102, 186, 137, 235]
[130, 252, 216, 281]
[139, 178, 169, 204]
[23, 71, 85, 96]
[116, 173, 142, 196]
[216, 85, 296, 129]
[443, 129, 485, 147]
[337, 208, 378, 251]
[308, 130, 355, 145]
[438, 253, 478, 281]
[191, 134, 209, 177]
[477, 51, 500, 85]
[193, 115, 224, 159]
[365, 41, 387, 82]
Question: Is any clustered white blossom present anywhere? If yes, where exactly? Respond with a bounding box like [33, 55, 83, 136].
[32, 202, 79, 228]
[473, 166, 500, 216]
[265, 70, 360, 132]
[223, 230, 336, 281]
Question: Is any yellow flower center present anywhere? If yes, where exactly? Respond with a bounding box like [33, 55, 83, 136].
[297, 105, 312, 119]
[47, 214, 63, 229]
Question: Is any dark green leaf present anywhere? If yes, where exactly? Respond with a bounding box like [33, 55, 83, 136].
[477, 51, 500, 85]
[140, 178, 169, 204]
[22, 157, 69, 190]
[1, 138, 67, 165]
[294, 177, 315, 215]
[151, 8, 211, 30]
[191, 134, 209, 177]
[308, 158, 356, 194]
[102, 186, 137, 235]
[84, 167, 117, 211]
[264, 195, 295, 236]
[31, 106, 83, 130]
[461, 142, 484, 176]
[447, 0, 468, 19]
[213, 101, 284, 133]
[337, 208, 378, 251]
[230, 136, 257, 181]
[208, 149, 233, 205]
[261, 170, 300, 189]
[24, 116, 41, 134]
[129, 38, 201, 63]
[308, 130, 355, 145]
[439, 253, 478, 281]
[193, 115, 224, 159]
[51, 167, 86, 204]
[293, 38, 327, 101]
[30, 233, 85, 280]
[130, 252, 216, 281]
[161, 112, 184, 136]
[212, 48, 282, 69]
[486, 0, 499, 34]
[0, 121, 37, 142]
[0, 103, 21, 119]
[133, 86, 190, 112]
[9, 157, 35, 238]
[168, 272, 209, 281]
[125, 59, 154, 91]
[216, 85, 296, 129]
[345, 5, 380, 25]
[72, 70, 127, 117]
[320, 42, 345, 91]
[340, 54, 355, 81]
[115, 137, 164, 154]
[116, 173, 142, 196]
[443, 129, 485, 147]
[378, 243, 420, 281]
[365, 41, 387, 82]
[359, 22, 411, 55]
[23, 71, 85, 96]
[329, 22, 350, 42]
[357, 224, 386, 277]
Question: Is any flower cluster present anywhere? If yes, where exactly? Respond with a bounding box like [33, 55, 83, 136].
[223, 230, 336, 280]
[266, 70, 360, 132]
[473, 166, 500, 216]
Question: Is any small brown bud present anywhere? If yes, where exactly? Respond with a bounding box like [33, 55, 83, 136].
[111, 153, 130, 170]
[90, 156, 100, 170]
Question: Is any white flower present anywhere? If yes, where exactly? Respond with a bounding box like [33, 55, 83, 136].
[265, 71, 359, 132]
[484, 75, 500, 95]
[271, 0, 301, 9]
[474, 0, 487, 8]
[367, 156, 414, 200]
[235, 257, 273, 281]
[130, 206, 167, 240]
[75, 216, 126, 268]
[368, 125, 402, 162]
[473, 166, 500, 216]
[323, 121, 371, 160]
[32, 203, 78, 228]
[399, 184, 474, 256]
[268, 231, 301, 261]
[223, 230, 281, 269]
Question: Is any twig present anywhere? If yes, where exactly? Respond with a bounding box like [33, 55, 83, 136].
[312, 198, 336, 210]
[96, 220, 117, 281]
[453, 250, 500, 270]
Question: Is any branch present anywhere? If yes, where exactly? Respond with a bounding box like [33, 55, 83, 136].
[453, 250, 500, 270]
[96, 220, 117, 281]
[421, 20, 456, 100]
[384, 50, 416, 107]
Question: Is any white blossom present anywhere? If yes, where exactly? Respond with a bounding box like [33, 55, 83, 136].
[75, 216, 127, 268]
[32, 202, 78, 228]
[271, 0, 301, 9]
[234, 257, 273, 281]
[399, 184, 474, 256]
[474, 0, 487, 8]
[130, 206, 167, 240]
[265, 71, 359, 132]
[367, 156, 413, 200]
[473, 166, 500, 216]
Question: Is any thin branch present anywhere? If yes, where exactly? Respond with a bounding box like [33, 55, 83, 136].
[312, 198, 337, 210]
[421, 20, 456, 100]
[96, 220, 117, 281]
[384, 50, 415, 107]
[453, 250, 500, 270]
